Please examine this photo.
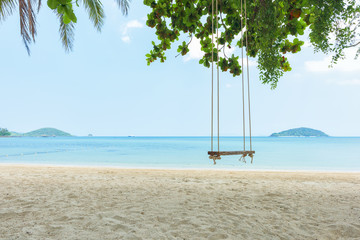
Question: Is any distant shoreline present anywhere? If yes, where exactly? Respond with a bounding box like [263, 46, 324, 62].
[1, 163, 359, 173]
[2, 136, 360, 138]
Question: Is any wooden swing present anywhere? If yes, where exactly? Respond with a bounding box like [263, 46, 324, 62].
[208, 0, 255, 164]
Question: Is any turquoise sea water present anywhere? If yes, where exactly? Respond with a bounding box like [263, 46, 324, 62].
[0, 137, 359, 171]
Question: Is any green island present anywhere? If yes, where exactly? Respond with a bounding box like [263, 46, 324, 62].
[0, 128, 72, 137]
[0, 128, 11, 137]
[270, 127, 329, 137]
[23, 128, 72, 137]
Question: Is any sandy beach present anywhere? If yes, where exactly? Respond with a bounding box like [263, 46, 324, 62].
[1, 165, 359, 239]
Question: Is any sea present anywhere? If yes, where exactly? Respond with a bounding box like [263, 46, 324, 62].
[0, 137, 359, 171]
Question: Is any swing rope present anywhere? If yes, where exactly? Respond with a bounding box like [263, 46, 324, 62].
[241, 0, 245, 153]
[211, 0, 214, 152]
[216, 0, 220, 154]
[211, 0, 220, 154]
[209, 0, 222, 164]
[244, 0, 253, 162]
[209, 0, 254, 164]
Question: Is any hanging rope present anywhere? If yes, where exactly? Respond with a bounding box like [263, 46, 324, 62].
[239, 152, 247, 163]
[241, 0, 245, 152]
[211, 0, 220, 154]
[208, 0, 254, 165]
[216, 0, 220, 153]
[244, 0, 253, 154]
[211, 0, 214, 152]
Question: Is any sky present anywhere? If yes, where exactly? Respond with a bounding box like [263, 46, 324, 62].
[0, 1, 359, 137]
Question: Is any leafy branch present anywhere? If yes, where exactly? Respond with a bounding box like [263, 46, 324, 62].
[144, 0, 360, 88]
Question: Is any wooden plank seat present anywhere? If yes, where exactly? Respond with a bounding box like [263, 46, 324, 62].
[208, 151, 255, 157]
[208, 151, 255, 164]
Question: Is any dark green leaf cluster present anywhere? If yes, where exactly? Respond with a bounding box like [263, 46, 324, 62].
[0, 128, 11, 136]
[48, 0, 78, 24]
[144, 0, 360, 88]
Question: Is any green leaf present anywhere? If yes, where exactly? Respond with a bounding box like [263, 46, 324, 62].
[68, 10, 77, 23]
[63, 4, 77, 23]
[47, 0, 59, 9]
[63, 13, 71, 24]
[143, 0, 360, 88]
[57, 5, 65, 14]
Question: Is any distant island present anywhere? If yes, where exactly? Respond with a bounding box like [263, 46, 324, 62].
[23, 128, 72, 137]
[0, 128, 11, 137]
[1, 127, 73, 137]
[270, 127, 329, 137]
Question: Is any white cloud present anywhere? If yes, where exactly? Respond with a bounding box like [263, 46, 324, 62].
[302, 40, 312, 48]
[239, 57, 257, 67]
[184, 38, 204, 61]
[322, 78, 360, 86]
[121, 20, 144, 43]
[233, 27, 247, 42]
[336, 79, 360, 86]
[123, 20, 143, 35]
[305, 48, 360, 72]
[121, 36, 130, 43]
[219, 45, 235, 59]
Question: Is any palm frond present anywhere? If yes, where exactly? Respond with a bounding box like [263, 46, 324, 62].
[57, 12, 75, 52]
[81, 0, 104, 31]
[114, 0, 130, 16]
[37, 0, 41, 13]
[19, 0, 30, 53]
[27, 0, 37, 41]
[0, 0, 16, 21]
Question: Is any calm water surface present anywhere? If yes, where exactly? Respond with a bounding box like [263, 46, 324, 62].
[0, 137, 359, 171]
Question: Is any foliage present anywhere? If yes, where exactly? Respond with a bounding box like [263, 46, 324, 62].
[144, 0, 360, 88]
[270, 127, 329, 137]
[23, 128, 72, 137]
[0, 128, 11, 136]
[47, 0, 78, 24]
[0, 0, 131, 53]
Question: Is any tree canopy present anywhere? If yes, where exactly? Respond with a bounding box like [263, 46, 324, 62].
[144, 0, 360, 88]
[1, 0, 359, 87]
[0, 128, 11, 136]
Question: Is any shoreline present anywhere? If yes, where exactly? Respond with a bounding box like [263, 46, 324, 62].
[1, 163, 360, 173]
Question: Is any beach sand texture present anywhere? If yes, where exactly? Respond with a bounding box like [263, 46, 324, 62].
[1, 166, 360, 240]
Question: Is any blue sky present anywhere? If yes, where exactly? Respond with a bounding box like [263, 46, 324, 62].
[0, 1, 359, 136]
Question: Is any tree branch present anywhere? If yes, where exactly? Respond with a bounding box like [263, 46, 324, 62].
[344, 41, 360, 48]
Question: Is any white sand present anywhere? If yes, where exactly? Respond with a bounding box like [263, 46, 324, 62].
[1, 165, 360, 239]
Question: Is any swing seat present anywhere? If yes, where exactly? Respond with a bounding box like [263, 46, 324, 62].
[208, 151, 255, 157]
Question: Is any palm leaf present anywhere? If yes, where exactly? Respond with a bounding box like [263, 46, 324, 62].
[19, 0, 31, 53]
[81, 0, 104, 31]
[27, 0, 37, 41]
[0, 0, 16, 21]
[37, 0, 41, 13]
[114, 0, 130, 16]
[57, 12, 75, 52]
[16, 0, 37, 54]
